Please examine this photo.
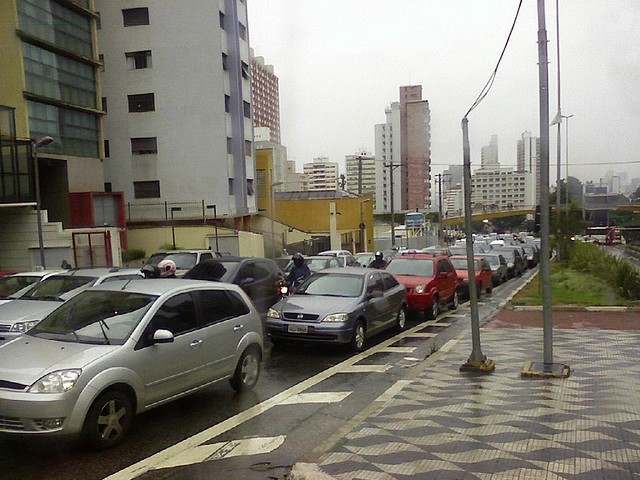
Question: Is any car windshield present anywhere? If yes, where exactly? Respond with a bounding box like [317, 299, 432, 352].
[483, 256, 501, 266]
[20, 275, 96, 301]
[0, 275, 40, 298]
[296, 273, 364, 297]
[29, 290, 157, 345]
[450, 258, 468, 270]
[147, 253, 198, 270]
[385, 259, 434, 277]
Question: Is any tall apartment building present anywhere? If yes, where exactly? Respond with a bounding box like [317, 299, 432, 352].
[251, 52, 280, 145]
[481, 135, 499, 169]
[345, 151, 376, 199]
[399, 85, 431, 211]
[0, 0, 104, 226]
[97, 0, 255, 224]
[517, 131, 540, 205]
[375, 86, 431, 214]
[303, 157, 338, 191]
[471, 167, 534, 212]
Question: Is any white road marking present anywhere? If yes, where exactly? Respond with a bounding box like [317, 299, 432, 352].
[378, 346, 416, 353]
[154, 436, 287, 469]
[105, 319, 443, 480]
[423, 322, 452, 327]
[278, 391, 352, 405]
[340, 364, 392, 373]
[405, 332, 437, 338]
[439, 339, 459, 353]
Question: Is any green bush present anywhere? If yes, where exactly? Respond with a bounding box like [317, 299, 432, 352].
[122, 249, 146, 262]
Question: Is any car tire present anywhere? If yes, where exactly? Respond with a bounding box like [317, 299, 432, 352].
[426, 295, 439, 320]
[395, 306, 407, 332]
[486, 284, 493, 295]
[449, 291, 458, 311]
[82, 390, 133, 450]
[229, 345, 261, 392]
[350, 320, 366, 352]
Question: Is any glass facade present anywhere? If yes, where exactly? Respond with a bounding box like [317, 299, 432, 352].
[23, 43, 97, 109]
[28, 101, 99, 157]
[17, 0, 93, 58]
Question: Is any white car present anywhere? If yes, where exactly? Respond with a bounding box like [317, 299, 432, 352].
[0, 270, 62, 307]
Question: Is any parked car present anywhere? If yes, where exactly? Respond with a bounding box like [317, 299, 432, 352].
[490, 248, 525, 278]
[354, 252, 375, 268]
[145, 250, 220, 277]
[0, 267, 144, 344]
[384, 253, 458, 319]
[266, 268, 407, 351]
[317, 250, 358, 267]
[0, 279, 263, 449]
[477, 253, 509, 286]
[216, 257, 284, 313]
[449, 256, 493, 300]
[283, 255, 343, 274]
[420, 246, 453, 256]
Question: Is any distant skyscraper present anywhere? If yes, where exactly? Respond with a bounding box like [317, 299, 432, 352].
[345, 151, 376, 199]
[303, 157, 339, 190]
[374, 85, 432, 213]
[481, 135, 499, 169]
[517, 131, 541, 205]
[251, 52, 281, 145]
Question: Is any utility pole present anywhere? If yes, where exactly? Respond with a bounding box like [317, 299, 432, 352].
[385, 162, 403, 247]
[434, 173, 451, 245]
[357, 154, 363, 195]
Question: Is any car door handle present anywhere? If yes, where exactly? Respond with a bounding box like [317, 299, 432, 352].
[189, 340, 203, 348]
[234, 325, 244, 331]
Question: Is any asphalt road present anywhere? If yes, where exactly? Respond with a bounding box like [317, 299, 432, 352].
[1, 267, 536, 480]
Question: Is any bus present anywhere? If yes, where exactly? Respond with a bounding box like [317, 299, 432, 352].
[584, 226, 624, 245]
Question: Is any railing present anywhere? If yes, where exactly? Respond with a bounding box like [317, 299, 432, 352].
[126, 200, 217, 223]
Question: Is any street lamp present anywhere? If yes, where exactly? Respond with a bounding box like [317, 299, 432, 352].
[206, 204, 220, 254]
[170, 207, 181, 249]
[562, 114, 574, 214]
[359, 198, 371, 252]
[270, 181, 284, 258]
[32, 135, 54, 268]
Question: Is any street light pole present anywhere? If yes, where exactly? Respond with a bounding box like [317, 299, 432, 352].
[206, 204, 220, 254]
[170, 207, 181, 249]
[32, 135, 54, 268]
[360, 198, 371, 252]
[562, 114, 574, 214]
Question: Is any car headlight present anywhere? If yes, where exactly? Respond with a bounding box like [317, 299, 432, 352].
[267, 308, 281, 319]
[414, 284, 426, 294]
[10, 320, 40, 333]
[29, 369, 82, 394]
[323, 313, 349, 322]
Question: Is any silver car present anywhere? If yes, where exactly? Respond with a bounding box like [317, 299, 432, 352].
[0, 267, 144, 344]
[0, 279, 263, 449]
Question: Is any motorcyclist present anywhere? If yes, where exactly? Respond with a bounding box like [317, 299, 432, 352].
[368, 251, 387, 269]
[286, 253, 311, 289]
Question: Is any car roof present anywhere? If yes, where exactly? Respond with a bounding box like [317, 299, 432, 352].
[313, 267, 380, 276]
[88, 278, 245, 296]
[391, 253, 442, 260]
[48, 267, 144, 278]
[4, 270, 63, 278]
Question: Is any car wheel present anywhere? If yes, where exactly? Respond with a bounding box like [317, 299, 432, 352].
[229, 345, 261, 392]
[486, 284, 493, 294]
[426, 295, 439, 320]
[82, 390, 133, 450]
[449, 291, 458, 311]
[350, 320, 366, 352]
[395, 306, 407, 332]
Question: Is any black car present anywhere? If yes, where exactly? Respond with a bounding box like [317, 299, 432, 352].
[216, 257, 284, 313]
[490, 248, 525, 278]
[477, 253, 509, 286]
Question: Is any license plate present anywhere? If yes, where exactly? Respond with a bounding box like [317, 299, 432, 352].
[288, 324, 308, 334]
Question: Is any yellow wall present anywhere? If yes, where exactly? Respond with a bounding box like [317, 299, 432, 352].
[0, 0, 29, 138]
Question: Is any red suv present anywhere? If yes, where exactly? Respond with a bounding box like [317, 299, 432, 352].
[384, 253, 459, 319]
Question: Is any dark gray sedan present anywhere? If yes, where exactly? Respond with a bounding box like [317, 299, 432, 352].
[266, 268, 407, 351]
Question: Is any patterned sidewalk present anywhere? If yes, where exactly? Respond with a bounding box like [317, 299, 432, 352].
[303, 327, 640, 479]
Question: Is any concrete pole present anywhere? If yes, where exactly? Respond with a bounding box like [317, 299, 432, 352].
[329, 202, 340, 250]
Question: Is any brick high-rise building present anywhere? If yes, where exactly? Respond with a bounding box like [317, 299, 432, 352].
[251, 52, 281, 145]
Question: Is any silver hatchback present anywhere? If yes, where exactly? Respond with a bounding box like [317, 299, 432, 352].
[0, 279, 263, 449]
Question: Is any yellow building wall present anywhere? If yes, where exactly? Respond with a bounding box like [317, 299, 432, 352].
[0, 0, 29, 138]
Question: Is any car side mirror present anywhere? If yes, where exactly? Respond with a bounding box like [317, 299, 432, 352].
[153, 329, 174, 344]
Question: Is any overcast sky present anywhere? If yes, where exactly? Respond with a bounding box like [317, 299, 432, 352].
[247, 0, 640, 187]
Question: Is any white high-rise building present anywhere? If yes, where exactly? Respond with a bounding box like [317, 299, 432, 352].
[303, 157, 339, 190]
[517, 131, 540, 205]
[98, 1, 255, 222]
[374, 102, 402, 214]
[481, 135, 499, 169]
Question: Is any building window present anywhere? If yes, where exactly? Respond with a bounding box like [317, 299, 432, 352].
[225, 94, 230, 113]
[243, 101, 250, 118]
[128, 93, 155, 112]
[247, 179, 254, 195]
[126, 50, 152, 69]
[238, 22, 246, 40]
[133, 180, 160, 198]
[222, 53, 228, 71]
[101, 97, 107, 112]
[244, 140, 252, 156]
[131, 137, 158, 155]
[227, 137, 233, 154]
[241, 62, 249, 79]
[219, 11, 225, 29]
[98, 54, 105, 72]
[122, 8, 149, 27]
[228, 178, 234, 195]
[104, 139, 110, 157]
[96, 12, 101, 30]
[104, 182, 112, 192]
